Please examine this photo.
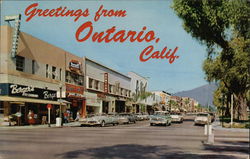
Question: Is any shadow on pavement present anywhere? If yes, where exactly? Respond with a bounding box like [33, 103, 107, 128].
[219, 141, 250, 146]
[204, 143, 250, 154]
[55, 144, 243, 159]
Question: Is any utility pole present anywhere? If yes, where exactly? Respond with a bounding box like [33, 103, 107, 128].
[231, 94, 233, 127]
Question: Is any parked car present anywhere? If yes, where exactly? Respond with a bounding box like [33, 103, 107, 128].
[79, 113, 118, 127]
[194, 113, 211, 125]
[150, 111, 172, 126]
[135, 113, 149, 121]
[170, 112, 184, 123]
[118, 113, 136, 124]
[141, 112, 150, 120]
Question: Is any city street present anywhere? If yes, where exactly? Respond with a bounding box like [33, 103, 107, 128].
[0, 116, 249, 159]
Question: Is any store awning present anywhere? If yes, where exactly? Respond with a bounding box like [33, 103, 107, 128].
[0, 96, 66, 105]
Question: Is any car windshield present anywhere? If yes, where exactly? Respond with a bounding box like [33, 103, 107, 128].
[197, 113, 208, 117]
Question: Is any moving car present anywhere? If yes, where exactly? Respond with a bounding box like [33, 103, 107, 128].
[170, 112, 184, 123]
[79, 114, 118, 127]
[194, 113, 211, 125]
[150, 111, 172, 126]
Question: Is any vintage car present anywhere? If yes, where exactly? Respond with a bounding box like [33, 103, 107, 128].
[117, 113, 136, 124]
[79, 113, 118, 127]
[141, 112, 150, 120]
[194, 113, 211, 125]
[135, 113, 144, 121]
[150, 111, 172, 126]
[170, 112, 184, 123]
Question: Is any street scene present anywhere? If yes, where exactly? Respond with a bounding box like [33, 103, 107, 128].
[0, 0, 249, 159]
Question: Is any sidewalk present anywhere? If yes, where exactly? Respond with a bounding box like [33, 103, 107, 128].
[212, 118, 249, 133]
[0, 121, 81, 130]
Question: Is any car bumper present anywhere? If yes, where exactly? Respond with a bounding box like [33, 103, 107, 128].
[80, 122, 101, 126]
[171, 118, 182, 122]
[195, 120, 207, 125]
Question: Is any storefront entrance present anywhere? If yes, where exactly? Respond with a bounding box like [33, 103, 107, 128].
[115, 100, 125, 113]
[102, 101, 109, 114]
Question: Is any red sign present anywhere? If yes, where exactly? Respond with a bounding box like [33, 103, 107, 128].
[104, 73, 109, 94]
[47, 104, 52, 109]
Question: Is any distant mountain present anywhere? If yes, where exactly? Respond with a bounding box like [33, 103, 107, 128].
[174, 83, 218, 107]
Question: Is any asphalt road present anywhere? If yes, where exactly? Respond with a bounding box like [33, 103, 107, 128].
[0, 116, 249, 159]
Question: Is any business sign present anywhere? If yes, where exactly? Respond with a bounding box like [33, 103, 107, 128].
[104, 73, 109, 94]
[69, 60, 81, 72]
[66, 83, 84, 98]
[0, 83, 57, 100]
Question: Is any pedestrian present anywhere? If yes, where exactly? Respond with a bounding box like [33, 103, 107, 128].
[75, 111, 81, 121]
[27, 110, 35, 125]
[64, 111, 69, 123]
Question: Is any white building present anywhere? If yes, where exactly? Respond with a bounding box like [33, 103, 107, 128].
[84, 57, 131, 114]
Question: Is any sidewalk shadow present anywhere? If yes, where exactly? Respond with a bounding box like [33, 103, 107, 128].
[55, 144, 242, 159]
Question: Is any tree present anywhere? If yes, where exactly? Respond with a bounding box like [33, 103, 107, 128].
[172, 0, 250, 120]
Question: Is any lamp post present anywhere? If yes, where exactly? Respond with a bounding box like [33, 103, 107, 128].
[59, 83, 63, 126]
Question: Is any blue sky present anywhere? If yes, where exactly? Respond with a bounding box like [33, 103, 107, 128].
[0, 0, 208, 93]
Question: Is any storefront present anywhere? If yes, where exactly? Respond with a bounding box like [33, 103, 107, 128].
[0, 83, 61, 126]
[85, 92, 101, 114]
[65, 83, 85, 119]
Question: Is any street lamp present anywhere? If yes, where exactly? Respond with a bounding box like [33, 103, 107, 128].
[59, 83, 63, 126]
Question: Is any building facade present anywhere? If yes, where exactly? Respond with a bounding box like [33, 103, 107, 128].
[0, 25, 86, 125]
[127, 72, 152, 113]
[84, 57, 131, 114]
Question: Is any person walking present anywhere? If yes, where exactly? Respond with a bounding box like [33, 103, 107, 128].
[27, 110, 35, 125]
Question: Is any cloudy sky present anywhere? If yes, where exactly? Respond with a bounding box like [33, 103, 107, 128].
[1, 0, 208, 93]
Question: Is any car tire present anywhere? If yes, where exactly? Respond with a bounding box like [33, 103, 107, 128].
[100, 121, 105, 127]
[150, 123, 154, 126]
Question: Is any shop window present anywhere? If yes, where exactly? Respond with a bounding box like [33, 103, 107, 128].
[46, 64, 49, 78]
[78, 75, 84, 86]
[52, 66, 56, 79]
[120, 88, 123, 95]
[59, 68, 62, 81]
[95, 80, 99, 90]
[16, 55, 25, 72]
[0, 102, 3, 114]
[32, 60, 35, 74]
[66, 71, 71, 83]
[100, 82, 104, 91]
[109, 85, 112, 93]
[89, 78, 93, 88]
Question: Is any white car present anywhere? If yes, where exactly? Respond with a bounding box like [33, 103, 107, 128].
[170, 112, 184, 123]
[194, 113, 211, 125]
[79, 114, 118, 127]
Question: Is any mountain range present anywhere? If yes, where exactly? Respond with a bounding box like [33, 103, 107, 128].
[174, 83, 218, 107]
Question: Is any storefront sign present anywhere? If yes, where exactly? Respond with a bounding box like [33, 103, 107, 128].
[66, 83, 84, 98]
[104, 73, 109, 93]
[0, 83, 57, 100]
[69, 60, 81, 72]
